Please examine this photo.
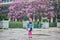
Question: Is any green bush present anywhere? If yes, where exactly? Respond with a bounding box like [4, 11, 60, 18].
[34, 21, 37, 28]
[49, 22, 57, 27]
[42, 18, 48, 22]
[9, 22, 23, 28]
[23, 16, 28, 21]
[9, 21, 57, 28]
[57, 19, 60, 22]
[9, 21, 38, 28]
[0, 14, 8, 21]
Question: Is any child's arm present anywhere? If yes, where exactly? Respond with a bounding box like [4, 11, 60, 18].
[27, 23, 29, 28]
[26, 23, 29, 30]
[32, 23, 34, 28]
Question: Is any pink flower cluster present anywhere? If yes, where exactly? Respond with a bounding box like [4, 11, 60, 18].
[8, 0, 55, 19]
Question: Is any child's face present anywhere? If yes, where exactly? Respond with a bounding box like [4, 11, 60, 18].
[29, 22, 32, 24]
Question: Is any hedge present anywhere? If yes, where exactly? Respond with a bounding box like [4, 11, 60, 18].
[34, 21, 37, 28]
[49, 22, 57, 27]
[0, 13, 8, 21]
[9, 21, 38, 28]
[57, 19, 60, 22]
[9, 22, 23, 28]
[9, 22, 57, 28]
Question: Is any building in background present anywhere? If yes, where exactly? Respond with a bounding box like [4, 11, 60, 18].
[0, 0, 13, 13]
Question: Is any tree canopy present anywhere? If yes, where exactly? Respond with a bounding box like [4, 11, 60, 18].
[8, 0, 55, 19]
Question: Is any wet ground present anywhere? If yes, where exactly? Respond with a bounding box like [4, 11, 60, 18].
[0, 28, 60, 40]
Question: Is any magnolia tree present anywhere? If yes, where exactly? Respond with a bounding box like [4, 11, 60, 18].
[8, 0, 55, 21]
[8, 0, 36, 21]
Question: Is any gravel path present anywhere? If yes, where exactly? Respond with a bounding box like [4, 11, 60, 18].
[0, 28, 60, 40]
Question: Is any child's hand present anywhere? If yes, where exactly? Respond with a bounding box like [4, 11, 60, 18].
[28, 28, 30, 31]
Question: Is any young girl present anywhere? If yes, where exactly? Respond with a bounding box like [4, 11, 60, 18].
[27, 18, 34, 38]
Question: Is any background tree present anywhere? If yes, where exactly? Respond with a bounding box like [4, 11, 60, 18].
[8, 0, 56, 22]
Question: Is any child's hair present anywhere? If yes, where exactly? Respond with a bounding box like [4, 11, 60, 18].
[29, 18, 32, 22]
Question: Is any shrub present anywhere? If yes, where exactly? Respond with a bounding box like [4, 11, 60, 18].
[42, 19, 48, 22]
[49, 22, 57, 27]
[0, 14, 8, 21]
[23, 16, 28, 21]
[57, 19, 60, 22]
[9, 22, 23, 28]
[34, 21, 37, 28]
[9, 21, 57, 28]
[9, 21, 38, 28]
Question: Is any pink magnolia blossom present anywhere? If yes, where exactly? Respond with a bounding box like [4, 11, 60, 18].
[48, 11, 55, 17]
[8, 0, 55, 19]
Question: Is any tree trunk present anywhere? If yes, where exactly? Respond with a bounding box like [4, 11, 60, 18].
[33, 15, 35, 22]
[51, 17, 53, 23]
[37, 19, 39, 21]
[15, 18, 17, 22]
[9, 18, 10, 21]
